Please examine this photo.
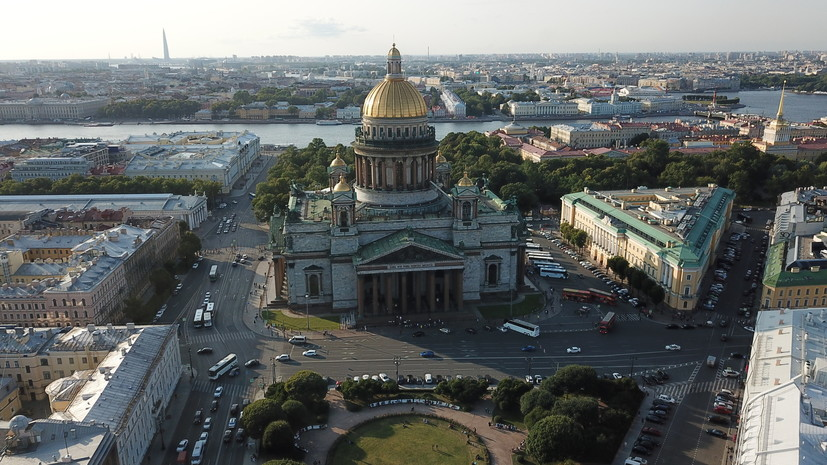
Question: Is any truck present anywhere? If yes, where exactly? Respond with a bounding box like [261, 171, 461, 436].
[707, 355, 717, 367]
[598, 312, 616, 334]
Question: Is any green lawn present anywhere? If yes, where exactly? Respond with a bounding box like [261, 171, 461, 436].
[477, 293, 543, 320]
[263, 309, 341, 331]
[329, 415, 487, 465]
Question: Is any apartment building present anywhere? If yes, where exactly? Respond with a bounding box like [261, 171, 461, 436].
[561, 185, 735, 311]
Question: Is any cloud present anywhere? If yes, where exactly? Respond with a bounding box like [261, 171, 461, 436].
[292, 18, 364, 38]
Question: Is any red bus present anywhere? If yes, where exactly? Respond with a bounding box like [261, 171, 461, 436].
[562, 288, 592, 302]
[599, 312, 617, 334]
[588, 288, 617, 305]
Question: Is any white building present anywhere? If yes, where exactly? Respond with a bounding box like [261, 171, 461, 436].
[508, 100, 579, 117]
[440, 89, 467, 118]
[735, 308, 827, 465]
[336, 105, 361, 120]
[0, 98, 109, 122]
[47, 324, 182, 465]
[10, 157, 92, 181]
[122, 131, 260, 194]
[0, 193, 208, 230]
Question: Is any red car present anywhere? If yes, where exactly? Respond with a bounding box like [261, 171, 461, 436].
[713, 406, 732, 415]
[642, 427, 662, 436]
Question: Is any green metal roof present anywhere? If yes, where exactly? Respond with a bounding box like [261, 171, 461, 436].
[762, 240, 827, 287]
[354, 227, 463, 264]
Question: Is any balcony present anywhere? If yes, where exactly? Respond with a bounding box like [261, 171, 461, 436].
[354, 127, 436, 148]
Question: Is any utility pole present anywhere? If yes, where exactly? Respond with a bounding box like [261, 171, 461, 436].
[393, 356, 401, 382]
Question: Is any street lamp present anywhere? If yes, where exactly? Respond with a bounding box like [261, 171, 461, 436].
[526, 357, 533, 377]
[187, 347, 194, 379]
[629, 356, 637, 377]
[305, 294, 310, 330]
[393, 356, 401, 382]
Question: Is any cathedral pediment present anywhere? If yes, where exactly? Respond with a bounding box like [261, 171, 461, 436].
[354, 228, 463, 269]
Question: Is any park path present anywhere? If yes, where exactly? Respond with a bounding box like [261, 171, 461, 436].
[299, 391, 526, 465]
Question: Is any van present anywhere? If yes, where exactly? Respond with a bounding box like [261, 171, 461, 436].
[288, 335, 307, 344]
[707, 356, 717, 367]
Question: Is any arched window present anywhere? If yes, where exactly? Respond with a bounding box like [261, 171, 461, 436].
[72, 299, 76, 306]
[62, 299, 66, 306]
[73, 311, 78, 318]
[462, 202, 472, 220]
[81, 299, 86, 306]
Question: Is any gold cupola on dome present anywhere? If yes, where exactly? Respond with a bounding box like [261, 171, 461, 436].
[362, 44, 428, 119]
[333, 174, 352, 192]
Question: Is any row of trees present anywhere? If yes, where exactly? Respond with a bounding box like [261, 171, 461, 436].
[0, 175, 224, 208]
[559, 223, 587, 249]
[607, 256, 666, 306]
[241, 370, 329, 457]
[210, 87, 371, 117]
[493, 365, 643, 463]
[740, 73, 827, 93]
[99, 98, 201, 119]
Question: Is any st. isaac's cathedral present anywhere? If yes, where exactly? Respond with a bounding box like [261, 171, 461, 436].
[271, 45, 524, 318]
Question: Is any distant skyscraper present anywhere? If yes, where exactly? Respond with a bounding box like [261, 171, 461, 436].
[162, 29, 170, 60]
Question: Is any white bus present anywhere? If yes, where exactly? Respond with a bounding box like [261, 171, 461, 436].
[193, 309, 204, 328]
[203, 311, 213, 328]
[503, 319, 541, 337]
[206, 302, 215, 314]
[539, 268, 568, 279]
[525, 243, 543, 250]
[532, 259, 563, 269]
[526, 252, 554, 260]
[191, 439, 206, 465]
[208, 353, 238, 380]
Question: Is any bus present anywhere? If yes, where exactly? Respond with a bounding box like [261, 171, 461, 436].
[532, 259, 561, 268]
[191, 439, 206, 465]
[562, 288, 592, 302]
[539, 268, 568, 279]
[193, 309, 204, 328]
[209, 265, 218, 282]
[249, 192, 256, 199]
[526, 253, 554, 262]
[526, 251, 553, 258]
[208, 353, 238, 380]
[525, 242, 543, 250]
[599, 312, 617, 334]
[203, 311, 213, 328]
[503, 319, 541, 337]
[206, 302, 215, 314]
[588, 288, 617, 305]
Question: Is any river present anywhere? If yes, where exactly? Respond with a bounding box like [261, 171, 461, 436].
[0, 90, 823, 147]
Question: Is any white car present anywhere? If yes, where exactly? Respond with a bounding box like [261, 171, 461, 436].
[665, 344, 681, 351]
[722, 367, 740, 378]
[566, 347, 581, 354]
[497, 326, 508, 332]
[378, 373, 391, 383]
[612, 373, 623, 379]
[656, 394, 676, 404]
[302, 349, 318, 357]
[275, 354, 291, 362]
[627, 457, 648, 465]
[213, 386, 223, 398]
[176, 439, 189, 452]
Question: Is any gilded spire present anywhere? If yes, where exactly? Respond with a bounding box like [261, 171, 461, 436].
[776, 80, 786, 121]
[329, 148, 346, 167]
[457, 170, 473, 187]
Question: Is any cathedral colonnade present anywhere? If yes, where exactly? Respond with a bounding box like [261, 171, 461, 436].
[356, 269, 464, 317]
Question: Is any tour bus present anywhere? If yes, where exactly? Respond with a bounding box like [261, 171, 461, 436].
[526, 253, 554, 262]
[191, 439, 206, 464]
[533, 260, 564, 270]
[209, 265, 219, 282]
[503, 319, 541, 337]
[249, 192, 256, 199]
[525, 242, 543, 250]
[203, 311, 213, 328]
[526, 251, 553, 258]
[562, 288, 593, 302]
[588, 288, 617, 305]
[208, 353, 238, 380]
[539, 267, 568, 279]
[206, 302, 215, 314]
[193, 309, 204, 329]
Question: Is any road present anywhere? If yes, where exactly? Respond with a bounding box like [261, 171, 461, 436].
[154, 170, 766, 465]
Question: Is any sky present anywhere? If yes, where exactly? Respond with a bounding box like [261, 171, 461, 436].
[2, 0, 824, 60]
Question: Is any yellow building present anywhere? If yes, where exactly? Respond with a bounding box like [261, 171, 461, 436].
[561, 185, 735, 311]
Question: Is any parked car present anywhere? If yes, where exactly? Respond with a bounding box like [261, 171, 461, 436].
[419, 350, 435, 358]
[706, 429, 727, 438]
[656, 394, 676, 403]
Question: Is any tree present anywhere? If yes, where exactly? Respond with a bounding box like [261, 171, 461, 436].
[149, 268, 175, 295]
[178, 231, 202, 264]
[493, 378, 534, 412]
[262, 420, 294, 453]
[628, 133, 650, 147]
[648, 285, 666, 306]
[284, 370, 328, 405]
[520, 389, 555, 415]
[434, 377, 488, 404]
[525, 415, 583, 463]
[281, 399, 311, 429]
[606, 256, 629, 280]
[524, 407, 553, 429]
[543, 365, 598, 396]
[240, 399, 285, 439]
[551, 396, 599, 426]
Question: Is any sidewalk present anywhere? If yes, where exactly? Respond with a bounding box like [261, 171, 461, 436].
[146, 367, 196, 465]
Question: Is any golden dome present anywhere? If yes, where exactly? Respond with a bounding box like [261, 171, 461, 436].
[436, 152, 447, 163]
[363, 79, 428, 118]
[457, 171, 474, 187]
[333, 174, 351, 192]
[329, 152, 346, 167]
[388, 44, 401, 58]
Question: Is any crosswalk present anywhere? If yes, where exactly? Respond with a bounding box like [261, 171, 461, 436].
[188, 330, 258, 346]
[192, 380, 256, 399]
[653, 377, 740, 401]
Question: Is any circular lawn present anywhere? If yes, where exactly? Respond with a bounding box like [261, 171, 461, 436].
[329, 414, 488, 465]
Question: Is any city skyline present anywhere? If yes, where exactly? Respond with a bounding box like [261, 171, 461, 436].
[2, 0, 825, 61]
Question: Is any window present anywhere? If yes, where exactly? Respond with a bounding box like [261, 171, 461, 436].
[686, 274, 691, 281]
[43, 372, 51, 380]
[40, 359, 48, 366]
[81, 357, 87, 364]
[684, 287, 690, 297]
[56, 358, 62, 365]
[24, 366, 30, 374]
[68, 358, 74, 364]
